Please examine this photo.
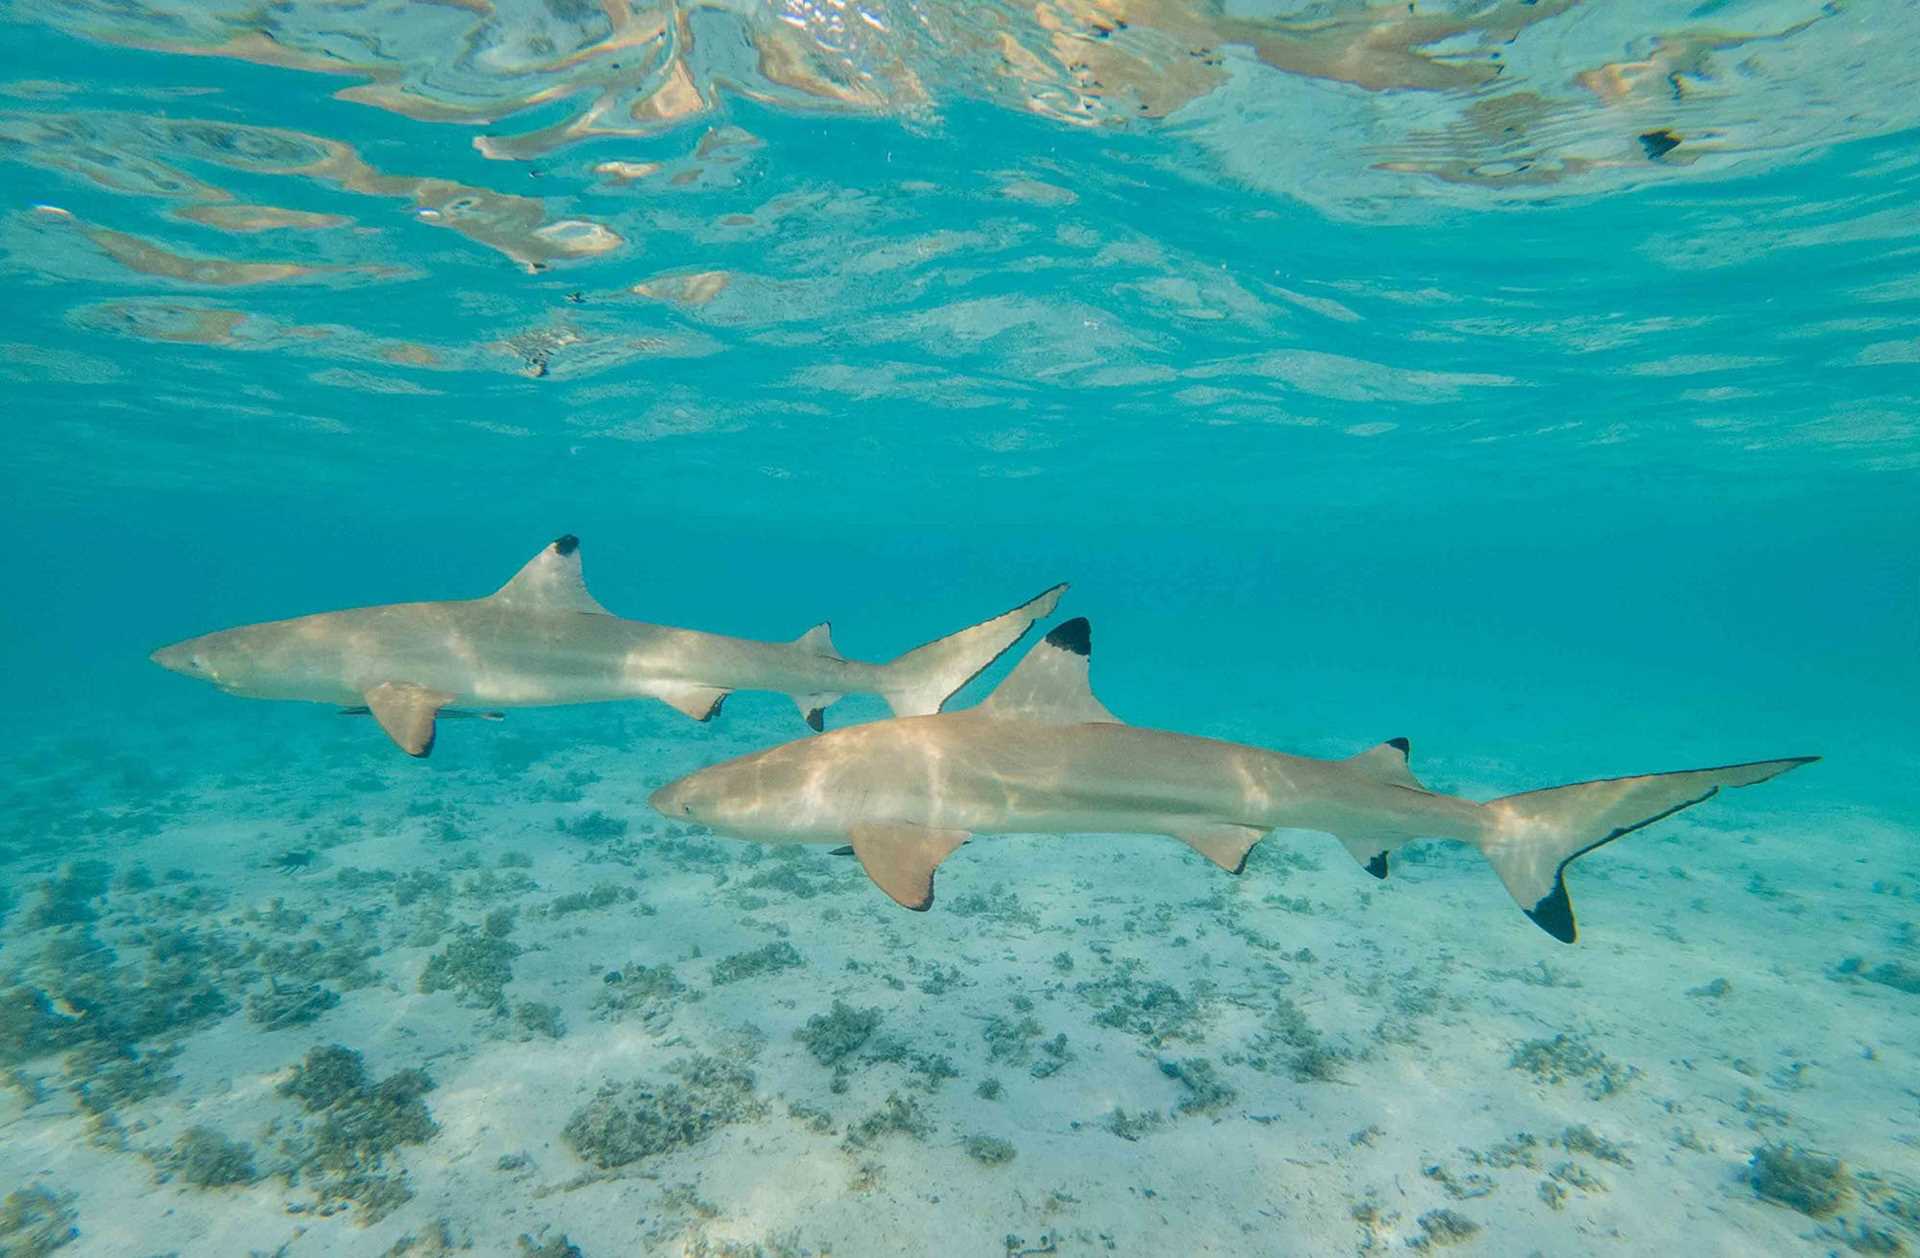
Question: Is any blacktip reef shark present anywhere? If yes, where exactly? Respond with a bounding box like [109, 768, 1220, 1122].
[151, 535, 1066, 757]
[651, 618, 1816, 942]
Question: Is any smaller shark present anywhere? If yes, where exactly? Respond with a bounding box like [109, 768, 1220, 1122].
[651, 618, 1816, 942]
[152, 535, 1065, 757]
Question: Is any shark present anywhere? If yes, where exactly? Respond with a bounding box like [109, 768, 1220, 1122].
[650, 617, 1816, 942]
[151, 535, 1066, 757]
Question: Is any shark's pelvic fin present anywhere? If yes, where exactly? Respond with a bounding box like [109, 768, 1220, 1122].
[656, 683, 730, 722]
[791, 693, 842, 732]
[1479, 755, 1819, 943]
[976, 617, 1119, 725]
[363, 682, 457, 757]
[1347, 737, 1422, 789]
[846, 823, 970, 910]
[879, 583, 1067, 717]
[488, 534, 610, 615]
[793, 622, 841, 659]
[1174, 823, 1267, 874]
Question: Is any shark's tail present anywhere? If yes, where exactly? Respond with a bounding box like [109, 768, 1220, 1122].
[878, 584, 1068, 717]
[1475, 755, 1817, 943]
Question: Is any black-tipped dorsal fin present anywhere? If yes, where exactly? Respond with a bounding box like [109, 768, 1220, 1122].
[978, 617, 1119, 725]
[489, 534, 609, 614]
[1347, 738, 1421, 789]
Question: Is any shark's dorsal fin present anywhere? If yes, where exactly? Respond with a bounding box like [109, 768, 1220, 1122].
[363, 682, 457, 757]
[978, 618, 1119, 725]
[1347, 737, 1421, 789]
[488, 535, 609, 614]
[793, 622, 841, 659]
[846, 823, 970, 911]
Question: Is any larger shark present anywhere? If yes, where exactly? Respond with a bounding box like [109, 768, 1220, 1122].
[651, 618, 1815, 942]
[152, 535, 1065, 757]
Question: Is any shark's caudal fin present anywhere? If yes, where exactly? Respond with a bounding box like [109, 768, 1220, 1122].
[878, 584, 1068, 717]
[1477, 755, 1818, 943]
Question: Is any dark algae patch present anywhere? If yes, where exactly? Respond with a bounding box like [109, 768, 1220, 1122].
[1749, 1144, 1853, 1218]
[418, 929, 520, 1009]
[964, 1133, 1017, 1166]
[1161, 1057, 1237, 1116]
[563, 1055, 763, 1169]
[0, 1186, 78, 1256]
[1508, 1033, 1638, 1098]
[711, 941, 803, 985]
[164, 1125, 259, 1188]
[247, 979, 341, 1030]
[1412, 1208, 1481, 1248]
[278, 1043, 438, 1223]
[796, 1001, 881, 1065]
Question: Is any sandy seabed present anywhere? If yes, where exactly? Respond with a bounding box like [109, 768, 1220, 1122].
[2, 700, 1915, 1258]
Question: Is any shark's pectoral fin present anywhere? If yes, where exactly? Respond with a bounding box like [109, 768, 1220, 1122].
[1174, 824, 1268, 875]
[791, 693, 843, 732]
[363, 682, 458, 757]
[1338, 835, 1394, 880]
[846, 824, 971, 911]
[655, 683, 730, 722]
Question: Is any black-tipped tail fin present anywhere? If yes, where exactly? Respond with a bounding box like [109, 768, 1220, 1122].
[1479, 756, 1818, 943]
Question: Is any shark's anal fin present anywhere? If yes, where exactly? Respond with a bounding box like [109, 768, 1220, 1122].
[1173, 824, 1268, 875]
[1338, 835, 1394, 880]
[791, 693, 843, 731]
[846, 823, 970, 911]
[363, 682, 457, 757]
[655, 683, 730, 722]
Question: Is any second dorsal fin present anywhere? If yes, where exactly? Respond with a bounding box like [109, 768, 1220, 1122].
[1347, 738, 1422, 789]
[793, 622, 841, 658]
[488, 534, 609, 614]
[978, 618, 1119, 725]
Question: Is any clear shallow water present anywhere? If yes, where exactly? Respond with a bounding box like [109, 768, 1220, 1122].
[2, 4, 1917, 1255]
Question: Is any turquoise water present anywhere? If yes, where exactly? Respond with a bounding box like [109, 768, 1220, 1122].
[2, 3, 1917, 1254]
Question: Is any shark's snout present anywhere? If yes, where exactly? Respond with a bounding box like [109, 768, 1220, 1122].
[150, 640, 211, 680]
[649, 780, 696, 818]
